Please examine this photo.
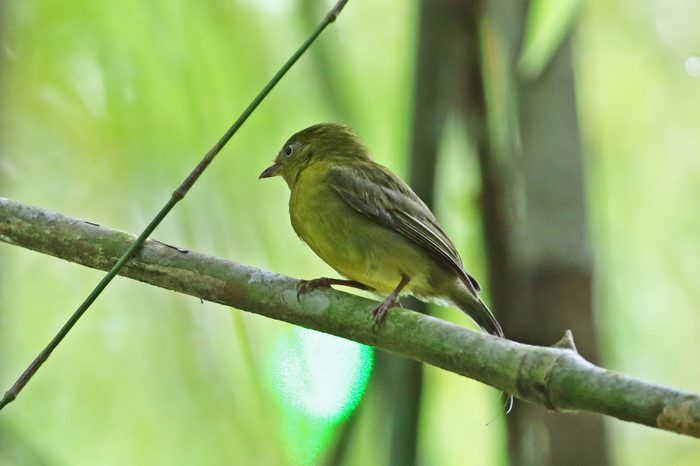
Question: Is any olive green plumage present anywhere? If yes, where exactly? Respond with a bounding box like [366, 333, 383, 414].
[260, 122, 504, 337]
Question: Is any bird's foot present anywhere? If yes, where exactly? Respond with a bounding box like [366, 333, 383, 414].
[296, 278, 330, 302]
[370, 293, 406, 328]
[296, 277, 371, 302]
[370, 276, 410, 329]
[370, 296, 400, 329]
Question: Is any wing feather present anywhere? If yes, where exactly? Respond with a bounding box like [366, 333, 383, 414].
[326, 163, 481, 295]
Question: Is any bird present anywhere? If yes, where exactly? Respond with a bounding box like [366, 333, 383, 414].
[259, 122, 504, 338]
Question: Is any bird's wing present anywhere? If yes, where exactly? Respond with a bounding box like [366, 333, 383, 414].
[326, 163, 481, 295]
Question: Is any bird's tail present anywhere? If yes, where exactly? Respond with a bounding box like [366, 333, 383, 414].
[451, 288, 504, 338]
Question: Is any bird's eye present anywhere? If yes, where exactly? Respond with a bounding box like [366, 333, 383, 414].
[284, 144, 294, 157]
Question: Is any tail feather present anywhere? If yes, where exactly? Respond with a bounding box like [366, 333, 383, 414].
[451, 289, 504, 338]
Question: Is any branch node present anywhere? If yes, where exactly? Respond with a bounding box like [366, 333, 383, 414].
[328, 0, 349, 22]
[552, 329, 578, 353]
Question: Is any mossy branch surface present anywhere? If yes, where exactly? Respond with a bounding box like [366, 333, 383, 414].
[1, 197, 699, 439]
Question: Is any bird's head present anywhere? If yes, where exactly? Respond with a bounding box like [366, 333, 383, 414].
[259, 122, 369, 187]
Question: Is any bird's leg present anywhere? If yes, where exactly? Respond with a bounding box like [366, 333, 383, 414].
[296, 277, 372, 302]
[371, 276, 410, 329]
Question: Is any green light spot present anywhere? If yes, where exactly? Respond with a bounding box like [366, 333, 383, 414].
[269, 328, 374, 463]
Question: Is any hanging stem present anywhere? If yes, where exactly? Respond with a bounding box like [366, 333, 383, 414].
[0, 0, 350, 412]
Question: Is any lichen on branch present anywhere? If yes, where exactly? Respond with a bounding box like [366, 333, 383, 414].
[1, 196, 699, 438]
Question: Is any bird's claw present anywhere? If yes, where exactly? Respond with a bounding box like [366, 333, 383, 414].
[296, 280, 311, 302]
[296, 278, 330, 302]
[370, 297, 401, 330]
[370, 303, 390, 329]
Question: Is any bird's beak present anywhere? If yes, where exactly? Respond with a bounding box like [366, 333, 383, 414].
[259, 163, 280, 179]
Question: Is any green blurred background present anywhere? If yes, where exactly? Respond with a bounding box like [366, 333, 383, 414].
[1, 0, 699, 465]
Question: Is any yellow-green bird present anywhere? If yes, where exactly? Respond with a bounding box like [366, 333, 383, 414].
[259, 123, 504, 337]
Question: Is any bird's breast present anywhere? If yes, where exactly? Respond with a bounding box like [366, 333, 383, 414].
[288, 165, 438, 294]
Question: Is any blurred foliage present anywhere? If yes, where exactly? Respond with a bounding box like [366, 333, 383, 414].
[577, 1, 700, 464]
[1, 0, 699, 465]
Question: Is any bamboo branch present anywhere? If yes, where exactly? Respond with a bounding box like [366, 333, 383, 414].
[1, 197, 699, 439]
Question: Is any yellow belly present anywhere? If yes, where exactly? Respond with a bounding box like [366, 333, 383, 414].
[289, 163, 441, 296]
